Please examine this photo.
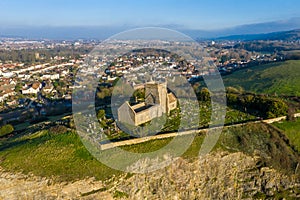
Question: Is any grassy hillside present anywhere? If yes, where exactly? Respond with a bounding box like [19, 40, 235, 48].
[0, 122, 299, 182]
[223, 60, 300, 96]
[0, 131, 123, 182]
[274, 118, 300, 152]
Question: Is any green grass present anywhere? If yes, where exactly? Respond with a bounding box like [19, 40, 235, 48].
[217, 123, 299, 175]
[225, 107, 257, 124]
[274, 118, 300, 152]
[113, 190, 129, 198]
[102, 103, 257, 143]
[199, 102, 257, 127]
[223, 60, 300, 96]
[0, 122, 298, 183]
[0, 130, 122, 182]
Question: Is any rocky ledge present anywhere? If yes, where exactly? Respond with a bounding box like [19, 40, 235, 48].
[1, 151, 299, 199]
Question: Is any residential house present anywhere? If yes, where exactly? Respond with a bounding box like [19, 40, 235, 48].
[22, 82, 42, 95]
[42, 82, 54, 93]
[41, 74, 60, 80]
[0, 89, 16, 102]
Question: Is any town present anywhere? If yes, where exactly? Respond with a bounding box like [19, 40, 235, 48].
[1, 1, 300, 199]
[0, 37, 291, 136]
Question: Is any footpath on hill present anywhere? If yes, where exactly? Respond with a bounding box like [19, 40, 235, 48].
[100, 113, 300, 150]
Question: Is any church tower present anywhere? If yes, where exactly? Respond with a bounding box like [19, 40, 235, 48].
[145, 82, 168, 113]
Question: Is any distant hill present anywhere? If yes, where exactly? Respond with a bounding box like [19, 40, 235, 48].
[185, 17, 300, 39]
[216, 29, 300, 41]
[223, 60, 300, 96]
[1, 17, 300, 40]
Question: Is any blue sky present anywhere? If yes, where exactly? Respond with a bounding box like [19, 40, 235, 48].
[0, 0, 300, 30]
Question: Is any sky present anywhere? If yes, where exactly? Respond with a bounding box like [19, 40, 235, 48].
[0, 0, 300, 30]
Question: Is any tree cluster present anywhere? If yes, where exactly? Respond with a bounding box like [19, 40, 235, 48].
[227, 92, 288, 118]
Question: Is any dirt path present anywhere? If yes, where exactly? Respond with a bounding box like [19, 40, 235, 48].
[99, 113, 299, 150]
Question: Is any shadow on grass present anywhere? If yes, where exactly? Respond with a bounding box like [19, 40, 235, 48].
[0, 132, 51, 152]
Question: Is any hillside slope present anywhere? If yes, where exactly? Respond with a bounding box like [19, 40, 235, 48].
[217, 29, 300, 41]
[0, 122, 299, 199]
[223, 60, 300, 96]
[1, 151, 299, 200]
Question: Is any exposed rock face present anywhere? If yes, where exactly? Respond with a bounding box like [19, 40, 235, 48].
[1, 151, 299, 199]
[116, 152, 300, 200]
[0, 168, 112, 200]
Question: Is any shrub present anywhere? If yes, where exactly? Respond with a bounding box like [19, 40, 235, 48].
[49, 125, 68, 134]
[0, 124, 14, 137]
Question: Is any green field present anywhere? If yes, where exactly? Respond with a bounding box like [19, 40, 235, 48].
[274, 118, 300, 152]
[223, 60, 300, 96]
[0, 130, 123, 182]
[0, 122, 299, 182]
